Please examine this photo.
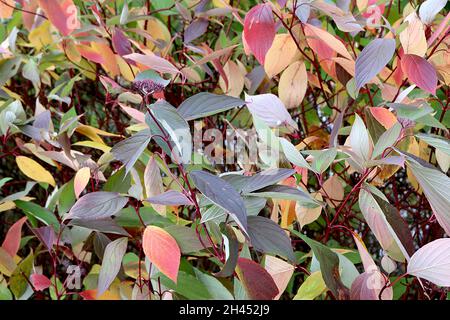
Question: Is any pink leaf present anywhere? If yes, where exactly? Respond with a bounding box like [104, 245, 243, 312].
[408, 238, 450, 287]
[38, 0, 79, 36]
[245, 92, 298, 130]
[243, 4, 275, 65]
[401, 54, 437, 94]
[30, 274, 52, 291]
[1, 216, 27, 258]
[74, 167, 90, 199]
[142, 226, 181, 283]
[124, 53, 180, 76]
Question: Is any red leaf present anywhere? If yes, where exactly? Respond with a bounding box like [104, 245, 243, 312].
[38, 0, 79, 36]
[142, 226, 181, 283]
[401, 54, 437, 94]
[30, 274, 52, 291]
[243, 4, 275, 65]
[1, 216, 27, 258]
[236, 258, 279, 300]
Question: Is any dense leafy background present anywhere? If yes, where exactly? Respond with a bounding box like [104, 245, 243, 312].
[0, 0, 449, 300]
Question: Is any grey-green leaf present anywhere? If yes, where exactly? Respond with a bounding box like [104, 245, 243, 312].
[247, 216, 295, 261]
[111, 129, 151, 175]
[177, 92, 245, 121]
[190, 170, 248, 234]
[241, 168, 295, 194]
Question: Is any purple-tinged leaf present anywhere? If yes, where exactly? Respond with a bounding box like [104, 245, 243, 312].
[177, 92, 245, 121]
[355, 38, 396, 91]
[146, 190, 193, 206]
[124, 53, 180, 76]
[236, 258, 279, 300]
[245, 93, 298, 130]
[407, 238, 450, 287]
[31, 226, 55, 252]
[241, 168, 295, 193]
[111, 129, 151, 175]
[184, 18, 209, 43]
[247, 216, 295, 261]
[112, 28, 132, 57]
[97, 237, 128, 297]
[64, 191, 128, 221]
[190, 170, 248, 235]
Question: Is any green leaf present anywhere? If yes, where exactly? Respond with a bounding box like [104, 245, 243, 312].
[293, 271, 326, 300]
[146, 101, 192, 164]
[359, 189, 414, 262]
[293, 231, 349, 299]
[193, 268, 234, 300]
[9, 251, 34, 299]
[372, 122, 401, 159]
[280, 138, 312, 170]
[14, 200, 59, 230]
[177, 93, 245, 121]
[388, 102, 433, 120]
[402, 152, 450, 236]
[312, 148, 338, 173]
[156, 271, 211, 300]
[416, 133, 450, 156]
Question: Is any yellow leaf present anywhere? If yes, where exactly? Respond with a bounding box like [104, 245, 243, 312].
[16, 156, 56, 187]
[218, 60, 245, 97]
[28, 21, 53, 51]
[73, 140, 111, 153]
[279, 60, 308, 109]
[264, 34, 300, 78]
[117, 56, 137, 81]
[399, 12, 427, 57]
[143, 17, 171, 53]
[295, 193, 323, 229]
[212, 0, 230, 8]
[76, 124, 120, 143]
[294, 271, 327, 300]
[74, 167, 90, 199]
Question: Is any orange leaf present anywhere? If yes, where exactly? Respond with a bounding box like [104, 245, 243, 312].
[0, 0, 14, 19]
[370, 107, 397, 129]
[142, 226, 180, 283]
